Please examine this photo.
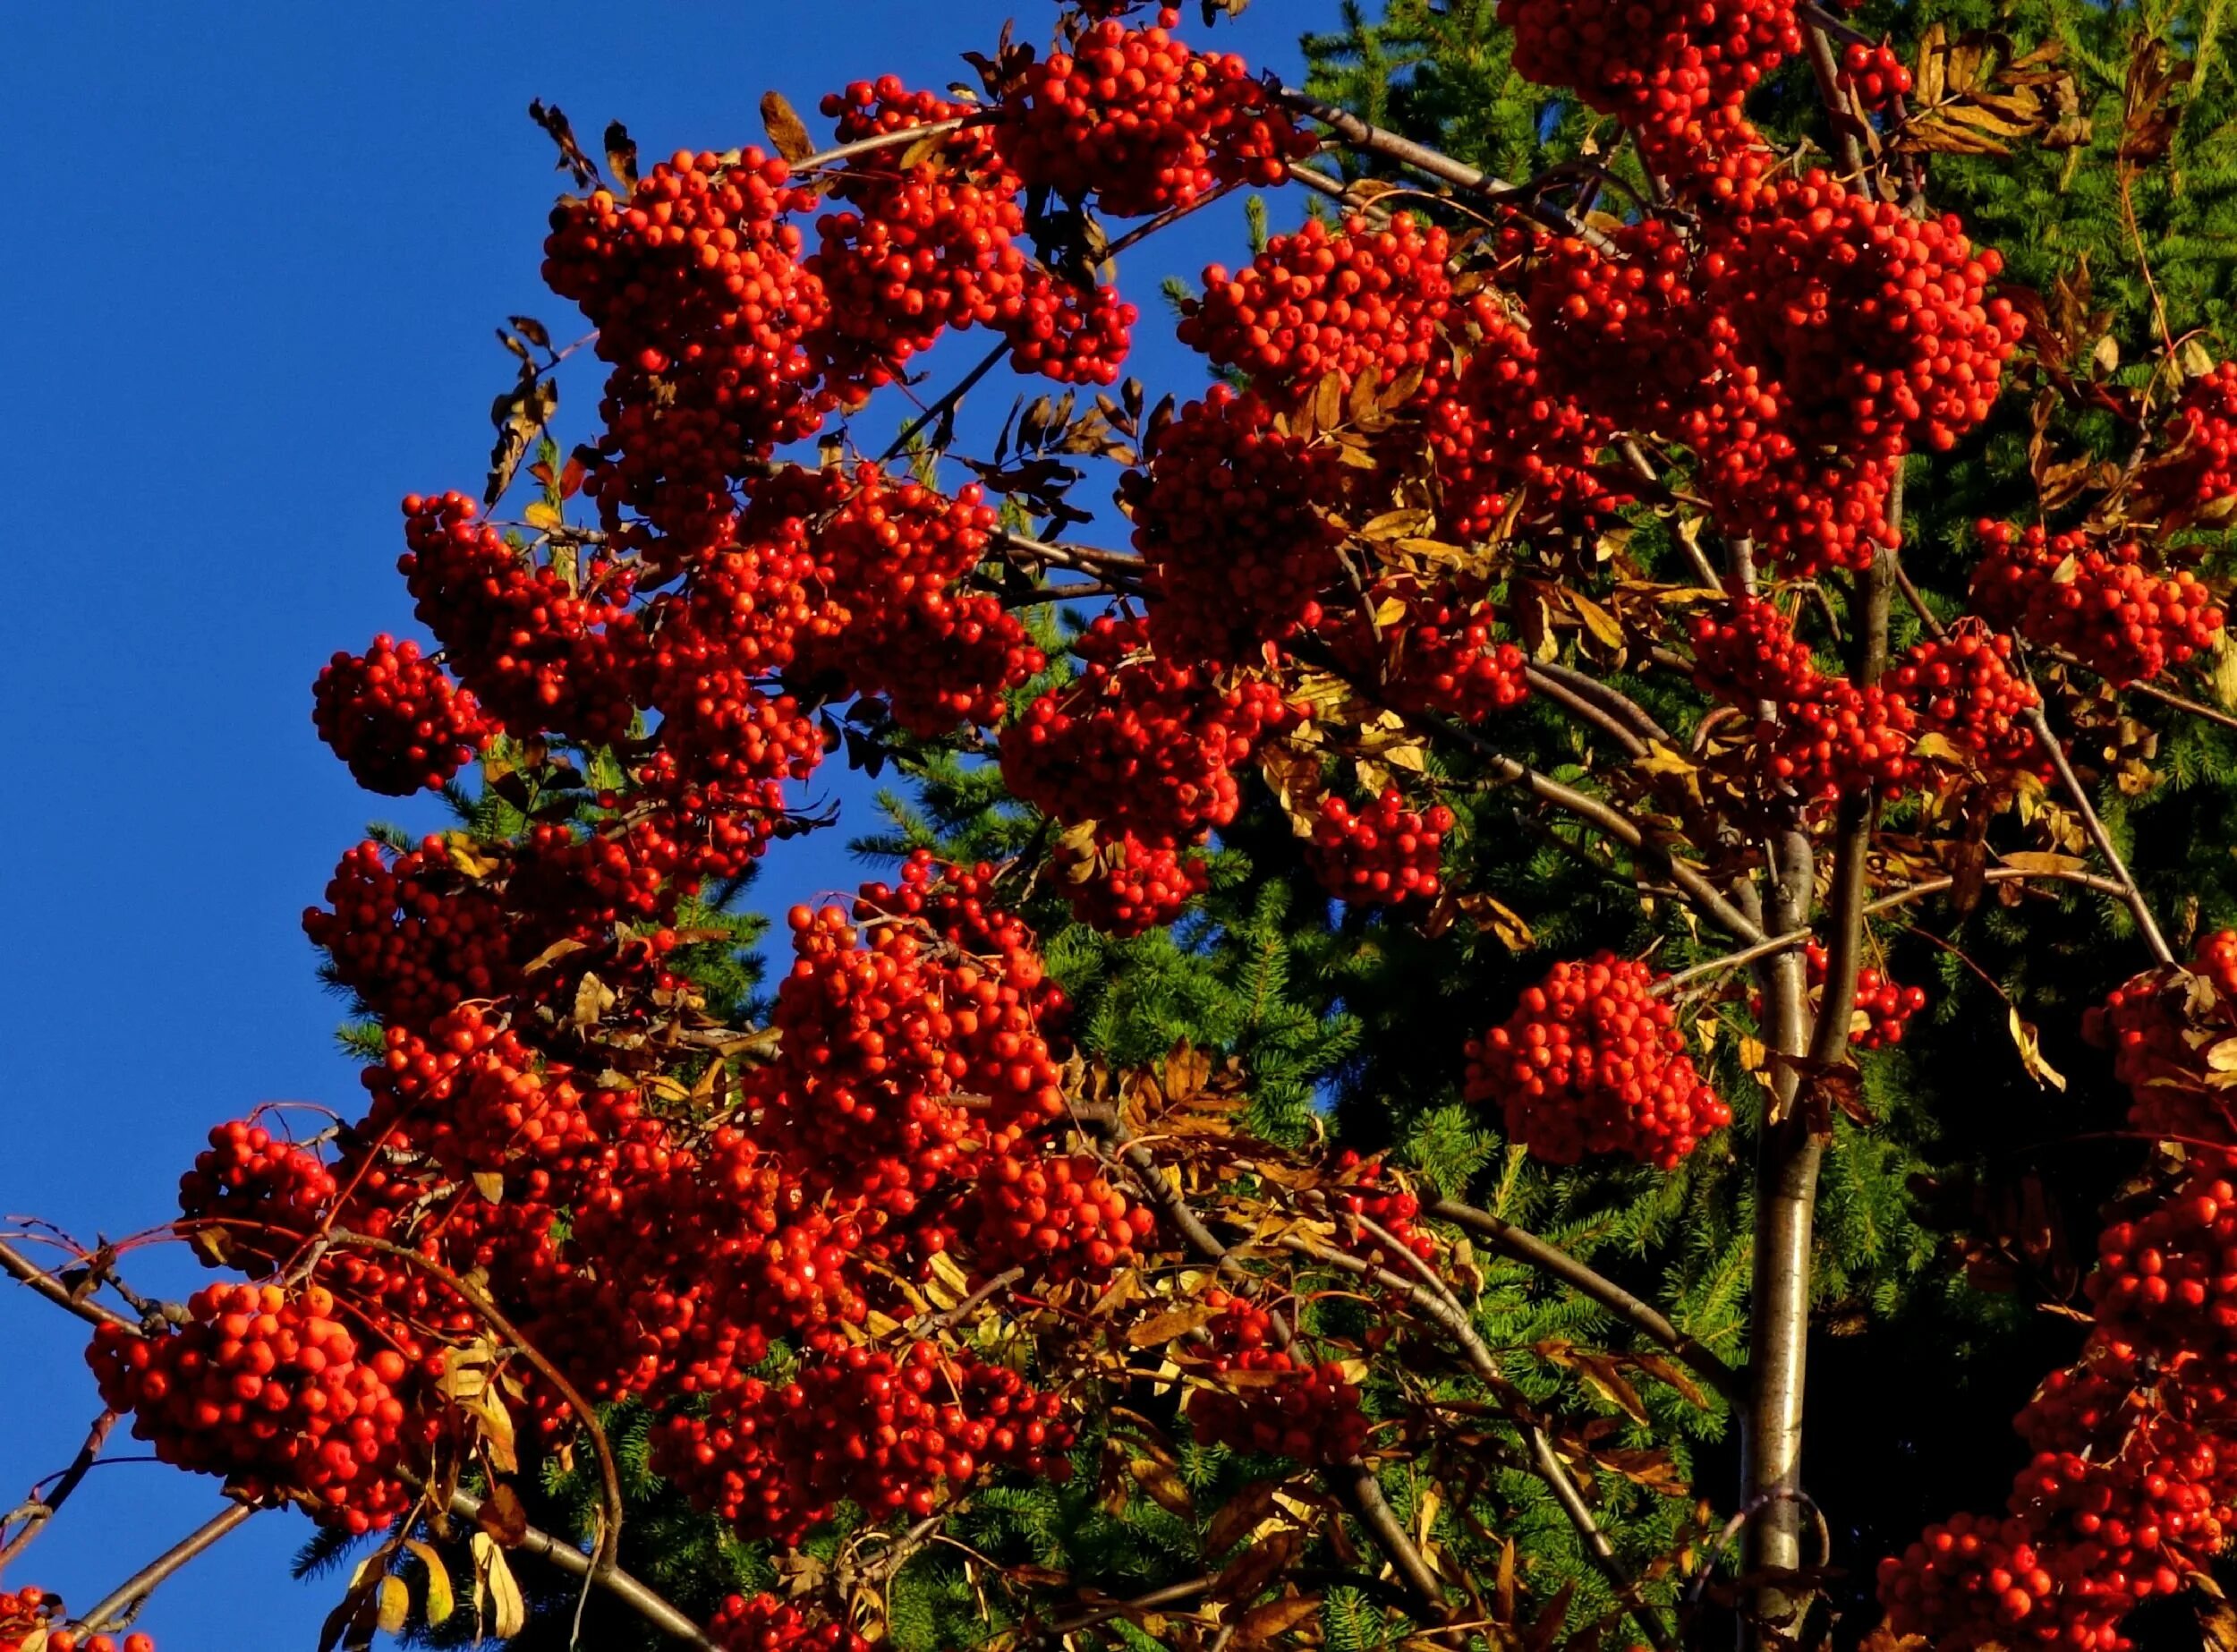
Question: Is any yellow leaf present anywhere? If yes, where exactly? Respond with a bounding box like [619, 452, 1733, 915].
[2180, 337, 2217, 378]
[1126, 1302, 1221, 1348]
[2008, 1008, 2069, 1091]
[523, 498, 564, 532]
[472, 1171, 505, 1205]
[1569, 592, 1625, 650]
[1128, 1456, 1196, 1517]
[472, 1532, 528, 1639]
[405, 1538, 455, 1627]
[378, 1574, 411, 1636]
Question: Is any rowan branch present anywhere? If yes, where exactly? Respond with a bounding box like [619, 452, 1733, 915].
[1271, 87, 1619, 253]
[0, 1410, 116, 1575]
[2017, 690, 2175, 966]
[1286, 1230, 1674, 1652]
[1092, 1124, 1453, 1624]
[0, 1237, 141, 1333]
[1423, 1198, 1741, 1401]
[68, 1502, 259, 1634]
[438, 1485, 720, 1650]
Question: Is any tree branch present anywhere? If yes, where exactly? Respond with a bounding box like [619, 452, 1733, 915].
[0, 1410, 115, 1576]
[1272, 88, 1619, 252]
[0, 1238, 141, 1333]
[1423, 1198, 1742, 1401]
[438, 1485, 720, 1651]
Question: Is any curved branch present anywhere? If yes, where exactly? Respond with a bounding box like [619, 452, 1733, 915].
[1284, 1232, 1673, 1651]
[324, 1231, 625, 1580]
[1422, 1198, 1741, 1401]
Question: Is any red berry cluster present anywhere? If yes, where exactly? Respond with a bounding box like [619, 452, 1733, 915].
[1183, 1292, 1370, 1465]
[970, 1135, 1155, 1282]
[654, 1341, 1071, 1544]
[1368, 587, 1533, 723]
[1465, 954, 1731, 1170]
[311, 634, 489, 796]
[1049, 828, 1209, 936]
[302, 837, 521, 1031]
[397, 492, 642, 745]
[1841, 40, 1913, 109]
[1427, 297, 1626, 542]
[544, 150, 829, 533]
[1178, 213, 1452, 398]
[1804, 944, 1927, 1048]
[1306, 788, 1454, 905]
[1000, 615, 1295, 851]
[993, 13, 1313, 218]
[706, 1595, 868, 1652]
[176, 1120, 339, 1265]
[2165, 361, 2237, 515]
[1497, 0, 1799, 180]
[1690, 597, 1821, 705]
[1971, 519, 2224, 688]
[1123, 385, 1348, 663]
[87, 1284, 416, 1534]
[1886, 936, 2237, 1650]
[788, 469, 1042, 736]
[1891, 625, 2043, 771]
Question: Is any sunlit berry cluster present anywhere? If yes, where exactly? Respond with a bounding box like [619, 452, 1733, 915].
[993, 13, 1313, 217]
[1971, 520, 2224, 687]
[1178, 213, 1452, 397]
[0, 1591, 152, 1652]
[1123, 385, 1348, 663]
[1306, 788, 1454, 905]
[706, 1595, 869, 1652]
[87, 1284, 416, 1534]
[1498, 0, 1799, 179]
[1891, 626, 2042, 771]
[1841, 40, 1913, 109]
[1465, 954, 1731, 1170]
[311, 634, 489, 796]
[1000, 615, 1295, 852]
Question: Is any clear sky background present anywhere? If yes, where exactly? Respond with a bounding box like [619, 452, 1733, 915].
[0, 4, 1340, 1645]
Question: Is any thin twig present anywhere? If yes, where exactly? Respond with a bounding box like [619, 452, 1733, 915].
[0, 1238, 140, 1333]
[1424, 1198, 1741, 1401]
[0, 1411, 116, 1576]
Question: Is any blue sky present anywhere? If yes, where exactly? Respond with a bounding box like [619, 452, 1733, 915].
[0, 4, 1340, 1644]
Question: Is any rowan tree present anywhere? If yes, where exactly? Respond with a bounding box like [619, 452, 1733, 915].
[5, 3, 2237, 1651]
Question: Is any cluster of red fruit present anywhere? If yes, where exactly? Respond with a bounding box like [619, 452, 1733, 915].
[1178, 213, 1452, 396]
[1465, 954, 1731, 1171]
[652, 1341, 1073, 1545]
[999, 614, 1291, 847]
[707, 1594, 868, 1652]
[1183, 1293, 1370, 1466]
[87, 1284, 418, 1536]
[0, 1590, 152, 1652]
[1498, 0, 1800, 181]
[1306, 788, 1455, 906]
[1807, 944, 1927, 1049]
[311, 634, 490, 796]
[1694, 599, 2051, 806]
[1883, 933, 2237, 1650]
[1972, 519, 2224, 688]
[2168, 361, 2237, 515]
[991, 10, 1313, 218]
